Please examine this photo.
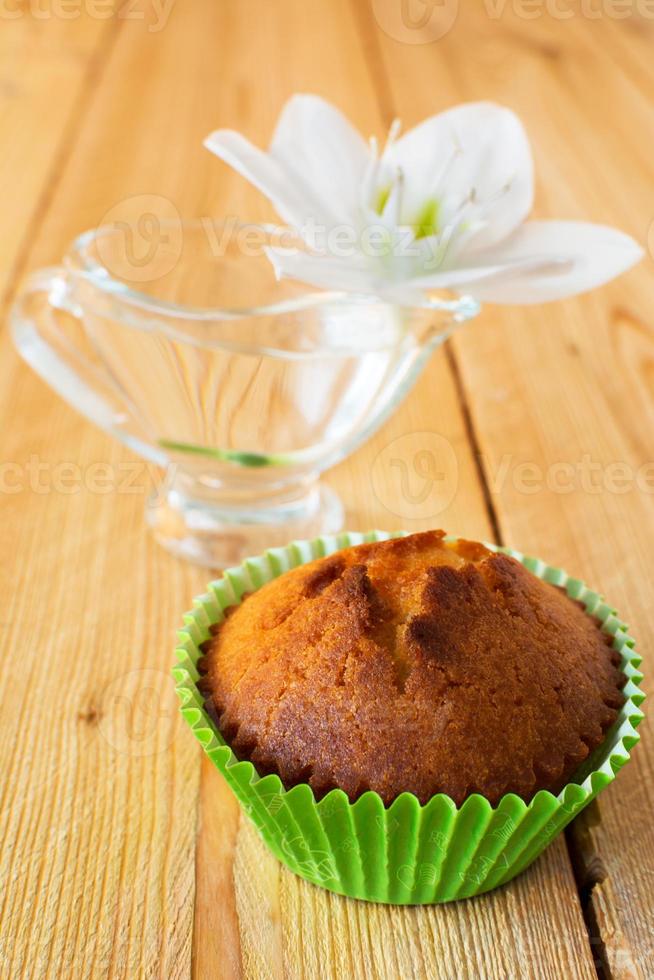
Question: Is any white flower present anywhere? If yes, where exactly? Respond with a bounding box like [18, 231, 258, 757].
[205, 95, 642, 305]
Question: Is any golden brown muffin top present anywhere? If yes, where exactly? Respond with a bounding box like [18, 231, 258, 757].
[199, 531, 625, 806]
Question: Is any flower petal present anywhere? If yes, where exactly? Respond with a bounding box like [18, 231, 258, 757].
[206, 95, 370, 230]
[438, 221, 643, 304]
[269, 221, 642, 306]
[270, 94, 370, 226]
[391, 102, 533, 250]
[266, 245, 425, 303]
[204, 130, 313, 227]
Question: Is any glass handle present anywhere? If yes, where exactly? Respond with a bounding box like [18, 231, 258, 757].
[10, 267, 166, 466]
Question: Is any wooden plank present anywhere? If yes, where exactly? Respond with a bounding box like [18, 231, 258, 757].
[0, 8, 205, 980]
[0, 9, 203, 980]
[0, 421, 204, 977]
[367, 2, 654, 975]
[0, 2, 602, 978]
[26, 1, 600, 977]
[0, 5, 119, 303]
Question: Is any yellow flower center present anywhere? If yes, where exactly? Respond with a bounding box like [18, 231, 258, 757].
[413, 198, 440, 239]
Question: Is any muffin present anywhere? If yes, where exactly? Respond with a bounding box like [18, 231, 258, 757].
[177, 529, 642, 903]
[198, 530, 625, 807]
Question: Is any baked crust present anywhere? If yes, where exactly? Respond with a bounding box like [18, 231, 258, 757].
[199, 531, 625, 805]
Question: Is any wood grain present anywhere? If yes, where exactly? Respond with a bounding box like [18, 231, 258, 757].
[20, 1, 591, 977]
[367, 1, 654, 975]
[0, 5, 118, 302]
[0, 0, 651, 977]
[0, 9, 206, 980]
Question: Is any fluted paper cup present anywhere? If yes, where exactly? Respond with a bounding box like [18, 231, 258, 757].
[173, 531, 644, 904]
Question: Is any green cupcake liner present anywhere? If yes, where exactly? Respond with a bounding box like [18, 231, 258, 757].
[173, 531, 645, 904]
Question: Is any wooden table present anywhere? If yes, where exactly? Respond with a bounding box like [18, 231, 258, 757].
[1, 2, 652, 976]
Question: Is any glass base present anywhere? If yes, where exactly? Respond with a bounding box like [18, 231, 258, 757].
[146, 470, 344, 568]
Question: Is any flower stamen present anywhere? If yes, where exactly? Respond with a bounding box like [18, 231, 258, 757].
[390, 167, 405, 224]
[382, 118, 402, 159]
[429, 135, 463, 199]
